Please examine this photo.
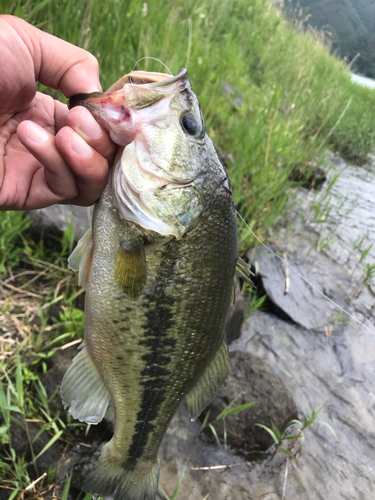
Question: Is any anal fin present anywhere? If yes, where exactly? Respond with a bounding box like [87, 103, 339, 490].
[60, 342, 110, 424]
[186, 338, 229, 421]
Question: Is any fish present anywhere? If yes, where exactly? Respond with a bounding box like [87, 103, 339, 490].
[61, 68, 251, 500]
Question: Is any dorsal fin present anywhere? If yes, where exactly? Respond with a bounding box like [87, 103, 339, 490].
[186, 338, 229, 421]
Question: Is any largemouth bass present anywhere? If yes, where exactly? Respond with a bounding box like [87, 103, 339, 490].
[61, 69, 249, 500]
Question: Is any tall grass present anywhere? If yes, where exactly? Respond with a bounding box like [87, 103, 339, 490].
[3, 0, 375, 246]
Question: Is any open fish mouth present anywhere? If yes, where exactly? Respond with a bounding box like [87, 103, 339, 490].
[68, 69, 189, 146]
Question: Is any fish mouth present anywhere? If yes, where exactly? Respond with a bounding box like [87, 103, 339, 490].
[68, 90, 132, 136]
[67, 69, 189, 146]
[67, 69, 188, 112]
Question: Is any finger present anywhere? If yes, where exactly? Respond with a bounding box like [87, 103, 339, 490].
[0, 17, 36, 119]
[2, 15, 101, 97]
[55, 99, 69, 132]
[17, 120, 79, 203]
[65, 106, 116, 163]
[55, 126, 109, 205]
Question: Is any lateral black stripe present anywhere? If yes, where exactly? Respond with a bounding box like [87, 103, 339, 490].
[125, 253, 177, 470]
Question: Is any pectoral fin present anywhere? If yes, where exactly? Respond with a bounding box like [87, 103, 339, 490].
[114, 239, 146, 298]
[186, 338, 229, 421]
[68, 228, 94, 289]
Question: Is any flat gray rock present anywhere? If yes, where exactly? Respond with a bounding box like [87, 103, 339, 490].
[26, 204, 92, 242]
[230, 310, 375, 499]
[249, 246, 336, 330]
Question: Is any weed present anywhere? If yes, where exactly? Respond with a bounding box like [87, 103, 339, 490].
[243, 284, 267, 318]
[0, 214, 85, 496]
[202, 393, 257, 448]
[0, 212, 31, 276]
[361, 263, 375, 287]
[256, 408, 339, 459]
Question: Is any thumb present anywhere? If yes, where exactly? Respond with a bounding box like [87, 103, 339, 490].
[2, 15, 102, 97]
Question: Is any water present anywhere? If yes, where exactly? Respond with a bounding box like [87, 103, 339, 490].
[351, 73, 375, 90]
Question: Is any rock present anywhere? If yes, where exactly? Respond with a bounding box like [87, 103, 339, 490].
[26, 205, 92, 242]
[290, 164, 326, 190]
[249, 245, 337, 330]
[230, 310, 375, 499]
[157, 403, 255, 500]
[225, 285, 245, 344]
[202, 351, 298, 455]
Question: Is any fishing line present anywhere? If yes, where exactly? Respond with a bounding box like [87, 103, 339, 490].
[132, 57, 173, 75]
[236, 211, 375, 336]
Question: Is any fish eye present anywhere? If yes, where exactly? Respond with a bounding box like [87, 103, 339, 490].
[181, 113, 199, 136]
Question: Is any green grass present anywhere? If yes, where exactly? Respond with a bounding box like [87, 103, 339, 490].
[0, 213, 86, 497]
[256, 407, 339, 459]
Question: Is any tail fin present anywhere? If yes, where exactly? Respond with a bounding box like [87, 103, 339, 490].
[83, 440, 160, 500]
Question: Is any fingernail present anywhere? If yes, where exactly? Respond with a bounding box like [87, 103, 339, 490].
[26, 123, 49, 144]
[71, 131, 93, 158]
[79, 108, 101, 139]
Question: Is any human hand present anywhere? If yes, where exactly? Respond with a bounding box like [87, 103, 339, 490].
[0, 15, 116, 210]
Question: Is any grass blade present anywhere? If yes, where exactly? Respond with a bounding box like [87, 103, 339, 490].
[208, 423, 220, 445]
[171, 458, 189, 500]
[215, 392, 244, 421]
[255, 423, 279, 445]
[316, 420, 339, 442]
[8, 489, 20, 500]
[200, 409, 211, 431]
[33, 430, 63, 461]
[158, 486, 171, 500]
[216, 402, 256, 420]
[16, 356, 24, 409]
[61, 473, 72, 500]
